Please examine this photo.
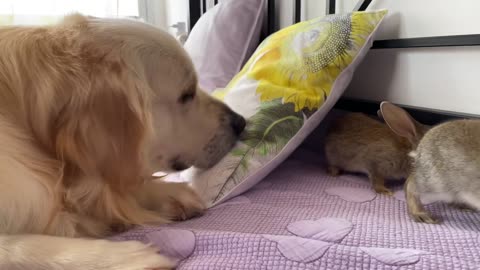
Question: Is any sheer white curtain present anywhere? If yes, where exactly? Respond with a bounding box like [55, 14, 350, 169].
[0, 0, 139, 26]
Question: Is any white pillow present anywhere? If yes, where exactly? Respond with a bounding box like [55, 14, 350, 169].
[184, 0, 265, 93]
[185, 10, 388, 207]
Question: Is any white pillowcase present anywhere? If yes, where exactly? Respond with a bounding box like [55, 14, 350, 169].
[184, 0, 265, 93]
[184, 10, 388, 207]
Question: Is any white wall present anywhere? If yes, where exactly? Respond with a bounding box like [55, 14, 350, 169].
[345, 0, 480, 115]
[366, 0, 480, 39]
[347, 47, 480, 114]
[140, 0, 188, 35]
[276, 0, 480, 115]
[275, 0, 357, 29]
[164, 0, 188, 34]
[138, 0, 167, 28]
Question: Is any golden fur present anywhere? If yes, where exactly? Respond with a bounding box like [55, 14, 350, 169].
[0, 14, 245, 269]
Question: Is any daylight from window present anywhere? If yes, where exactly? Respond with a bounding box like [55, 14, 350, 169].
[0, 0, 138, 25]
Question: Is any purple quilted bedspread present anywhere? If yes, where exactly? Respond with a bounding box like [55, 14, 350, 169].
[113, 148, 480, 269]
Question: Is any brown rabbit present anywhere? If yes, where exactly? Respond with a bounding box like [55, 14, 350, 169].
[325, 102, 429, 195]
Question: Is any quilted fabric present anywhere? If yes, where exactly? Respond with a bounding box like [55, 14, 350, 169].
[113, 148, 480, 269]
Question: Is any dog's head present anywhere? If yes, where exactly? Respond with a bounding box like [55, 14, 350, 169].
[49, 15, 245, 188]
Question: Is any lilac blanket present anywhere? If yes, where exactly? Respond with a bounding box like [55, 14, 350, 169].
[114, 148, 480, 269]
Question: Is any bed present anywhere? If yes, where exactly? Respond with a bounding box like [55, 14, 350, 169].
[113, 1, 480, 269]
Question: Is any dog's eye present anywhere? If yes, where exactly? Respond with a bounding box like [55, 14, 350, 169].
[179, 92, 195, 104]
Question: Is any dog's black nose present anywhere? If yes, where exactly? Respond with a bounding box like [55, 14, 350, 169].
[170, 158, 189, 171]
[230, 113, 246, 136]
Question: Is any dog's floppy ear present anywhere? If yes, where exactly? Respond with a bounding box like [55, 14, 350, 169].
[55, 57, 151, 191]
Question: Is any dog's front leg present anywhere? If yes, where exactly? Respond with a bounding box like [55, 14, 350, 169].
[136, 180, 206, 221]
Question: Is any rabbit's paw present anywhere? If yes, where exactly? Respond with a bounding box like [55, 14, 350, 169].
[412, 212, 439, 224]
[374, 185, 393, 196]
[450, 202, 476, 212]
[327, 166, 340, 177]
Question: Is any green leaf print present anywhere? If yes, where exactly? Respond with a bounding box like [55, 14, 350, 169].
[213, 99, 304, 203]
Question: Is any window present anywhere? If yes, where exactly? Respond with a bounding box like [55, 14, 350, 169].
[0, 0, 139, 25]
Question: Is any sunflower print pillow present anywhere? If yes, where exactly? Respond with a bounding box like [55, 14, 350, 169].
[180, 10, 387, 206]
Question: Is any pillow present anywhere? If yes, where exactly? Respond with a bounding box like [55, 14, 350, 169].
[184, 0, 265, 93]
[181, 10, 388, 207]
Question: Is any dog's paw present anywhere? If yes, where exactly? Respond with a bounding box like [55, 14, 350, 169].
[164, 183, 206, 221]
[99, 240, 176, 270]
[145, 181, 206, 221]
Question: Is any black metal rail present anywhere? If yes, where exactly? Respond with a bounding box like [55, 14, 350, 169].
[335, 98, 478, 124]
[188, 0, 201, 31]
[372, 34, 480, 49]
[190, 0, 480, 48]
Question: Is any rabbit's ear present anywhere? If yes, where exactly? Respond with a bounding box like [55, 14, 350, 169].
[380, 101, 421, 145]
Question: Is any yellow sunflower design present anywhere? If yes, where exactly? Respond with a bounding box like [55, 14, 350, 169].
[215, 10, 387, 112]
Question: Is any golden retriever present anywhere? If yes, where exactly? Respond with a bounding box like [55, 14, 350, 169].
[0, 14, 245, 269]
